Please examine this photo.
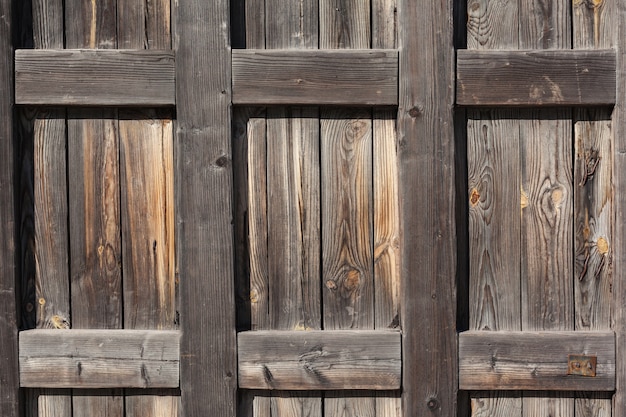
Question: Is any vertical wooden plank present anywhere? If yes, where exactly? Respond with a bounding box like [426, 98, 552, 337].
[118, 1, 178, 416]
[263, 2, 322, 416]
[30, 1, 71, 416]
[0, 0, 19, 415]
[66, 2, 122, 416]
[614, 1, 626, 417]
[319, 3, 375, 417]
[373, 4, 400, 413]
[520, 110, 574, 417]
[175, 0, 237, 415]
[398, 0, 457, 415]
[519, 0, 573, 415]
[573, 0, 614, 414]
[466, 0, 520, 414]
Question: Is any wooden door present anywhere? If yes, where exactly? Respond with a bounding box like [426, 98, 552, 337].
[456, 0, 625, 416]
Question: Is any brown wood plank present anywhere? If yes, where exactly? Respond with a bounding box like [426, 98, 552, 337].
[232, 49, 398, 106]
[459, 331, 615, 391]
[117, 1, 178, 415]
[65, 9, 121, 416]
[398, 0, 457, 414]
[520, 0, 573, 414]
[573, 0, 615, 415]
[0, 0, 19, 415]
[613, 0, 626, 415]
[30, 1, 71, 416]
[456, 50, 616, 106]
[259, 1, 322, 415]
[175, 0, 237, 415]
[466, 0, 521, 414]
[15, 49, 175, 106]
[320, 2, 375, 416]
[238, 330, 401, 390]
[19, 329, 180, 388]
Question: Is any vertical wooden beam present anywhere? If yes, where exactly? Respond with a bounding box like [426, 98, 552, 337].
[613, 2, 626, 416]
[0, 0, 19, 415]
[30, 1, 71, 416]
[175, 0, 237, 415]
[398, 0, 456, 416]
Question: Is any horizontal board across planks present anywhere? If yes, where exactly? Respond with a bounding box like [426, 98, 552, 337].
[19, 329, 180, 388]
[459, 331, 615, 391]
[457, 49, 616, 106]
[238, 330, 401, 390]
[232, 49, 398, 105]
[15, 49, 175, 106]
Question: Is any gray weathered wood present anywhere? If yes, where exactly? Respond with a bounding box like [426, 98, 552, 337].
[0, 0, 19, 415]
[175, 0, 237, 416]
[459, 331, 615, 391]
[613, 2, 626, 417]
[398, 0, 457, 414]
[456, 49, 616, 106]
[238, 330, 401, 390]
[19, 329, 180, 388]
[15, 49, 175, 106]
[232, 49, 398, 105]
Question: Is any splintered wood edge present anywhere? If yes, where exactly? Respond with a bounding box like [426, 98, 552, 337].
[457, 49, 616, 106]
[237, 330, 402, 390]
[458, 330, 616, 391]
[19, 329, 180, 388]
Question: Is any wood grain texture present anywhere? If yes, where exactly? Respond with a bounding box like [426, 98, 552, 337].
[15, 49, 176, 106]
[573, 0, 615, 414]
[398, 0, 457, 414]
[459, 331, 615, 391]
[232, 49, 398, 105]
[613, 2, 626, 417]
[19, 329, 180, 388]
[30, 1, 71, 416]
[238, 330, 401, 390]
[0, 0, 19, 415]
[456, 50, 616, 106]
[175, 0, 237, 415]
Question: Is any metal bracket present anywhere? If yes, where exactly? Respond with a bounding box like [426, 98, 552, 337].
[567, 354, 597, 377]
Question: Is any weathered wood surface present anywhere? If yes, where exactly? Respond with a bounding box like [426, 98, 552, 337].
[573, 0, 615, 415]
[0, 0, 19, 415]
[65, 2, 123, 415]
[29, 1, 71, 416]
[320, 2, 378, 416]
[19, 329, 180, 388]
[175, 0, 237, 415]
[466, 0, 521, 414]
[614, 1, 626, 417]
[15, 49, 175, 106]
[118, 1, 178, 415]
[232, 49, 398, 105]
[456, 50, 616, 106]
[238, 330, 401, 390]
[459, 331, 615, 391]
[398, 0, 457, 414]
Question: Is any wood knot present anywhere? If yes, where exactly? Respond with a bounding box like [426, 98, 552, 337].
[408, 106, 423, 118]
[469, 188, 480, 207]
[597, 237, 609, 255]
[325, 280, 337, 290]
[344, 269, 361, 291]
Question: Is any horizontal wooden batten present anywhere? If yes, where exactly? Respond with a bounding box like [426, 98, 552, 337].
[238, 330, 401, 390]
[459, 331, 615, 391]
[232, 49, 398, 105]
[456, 49, 616, 106]
[15, 49, 175, 106]
[19, 329, 180, 388]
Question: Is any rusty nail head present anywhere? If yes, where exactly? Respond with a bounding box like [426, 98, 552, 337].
[567, 354, 597, 377]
